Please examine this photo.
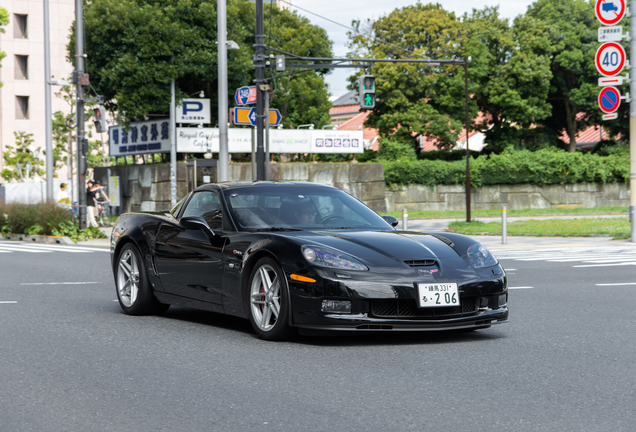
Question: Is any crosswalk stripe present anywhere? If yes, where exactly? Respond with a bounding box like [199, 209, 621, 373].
[0, 242, 109, 253]
[0, 246, 50, 253]
[596, 283, 636, 286]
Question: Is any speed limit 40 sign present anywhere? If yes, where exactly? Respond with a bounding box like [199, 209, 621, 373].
[595, 42, 626, 76]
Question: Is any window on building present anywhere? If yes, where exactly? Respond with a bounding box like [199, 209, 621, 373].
[14, 14, 28, 39]
[15, 55, 28, 80]
[16, 96, 29, 120]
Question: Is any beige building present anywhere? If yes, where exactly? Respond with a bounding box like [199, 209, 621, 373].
[0, 0, 76, 181]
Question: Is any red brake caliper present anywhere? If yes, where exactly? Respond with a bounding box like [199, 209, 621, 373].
[259, 283, 265, 313]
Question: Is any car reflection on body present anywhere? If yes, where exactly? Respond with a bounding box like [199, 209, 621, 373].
[110, 182, 508, 340]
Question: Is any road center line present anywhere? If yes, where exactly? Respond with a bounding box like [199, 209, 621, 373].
[508, 286, 534, 289]
[595, 283, 636, 286]
[20, 282, 101, 286]
[0, 301, 18, 304]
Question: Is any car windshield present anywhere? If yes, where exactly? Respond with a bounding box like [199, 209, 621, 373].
[223, 185, 392, 231]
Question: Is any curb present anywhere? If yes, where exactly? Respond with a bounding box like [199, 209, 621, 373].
[1, 233, 75, 245]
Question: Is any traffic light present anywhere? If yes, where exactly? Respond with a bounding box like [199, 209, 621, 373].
[93, 105, 107, 133]
[359, 75, 376, 109]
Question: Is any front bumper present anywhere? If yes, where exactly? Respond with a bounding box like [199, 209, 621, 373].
[294, 307, 509, 331]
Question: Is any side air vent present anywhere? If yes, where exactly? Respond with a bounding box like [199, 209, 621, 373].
[404, 260, 436, 267]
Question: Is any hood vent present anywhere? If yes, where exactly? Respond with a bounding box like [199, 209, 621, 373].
[404, 260, 436, 267]
[428, 234, 454, 248]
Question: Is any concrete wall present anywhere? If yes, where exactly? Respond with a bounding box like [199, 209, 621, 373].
[385, 182, 631, 212]
[94, 162, 387, 213]
[95, 162, 631, 214]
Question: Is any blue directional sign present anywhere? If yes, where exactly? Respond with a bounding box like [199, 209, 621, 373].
[234, 86, 257, 105]
[233, 107, 282, 126]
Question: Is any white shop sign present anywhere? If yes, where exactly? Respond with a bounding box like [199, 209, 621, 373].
[176, 128, 363, 153]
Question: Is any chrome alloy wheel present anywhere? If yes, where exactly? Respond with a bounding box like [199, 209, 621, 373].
[250, 264, 281, 332]
[117, 249, 140, 307]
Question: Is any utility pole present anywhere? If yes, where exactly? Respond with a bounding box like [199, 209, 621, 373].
[74, 0, 87, 228]
[43, 0, 54, 201]
[255, 0, 265, 180]
[631, 7, 636, 242]
[218, 0, 229, 182]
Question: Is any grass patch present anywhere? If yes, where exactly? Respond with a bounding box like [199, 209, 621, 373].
[384, 206, 628, 219]
[447, 218, 630, 237]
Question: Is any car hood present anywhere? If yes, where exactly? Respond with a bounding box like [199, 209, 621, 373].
[291, 230, 461, 262]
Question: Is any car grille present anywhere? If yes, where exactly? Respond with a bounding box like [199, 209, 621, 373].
[370, 297, 479, 320]
[404, 259, 436, 267]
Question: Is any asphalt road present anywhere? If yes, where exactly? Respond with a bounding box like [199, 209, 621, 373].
[0, 240, 635, 431]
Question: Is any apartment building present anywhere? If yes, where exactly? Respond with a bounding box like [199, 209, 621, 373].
[0, 0, 75, 180]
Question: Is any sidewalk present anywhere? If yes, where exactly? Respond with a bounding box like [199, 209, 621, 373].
[404, 214, 633, 249]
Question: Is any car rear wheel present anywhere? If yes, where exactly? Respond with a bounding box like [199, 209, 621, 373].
[247, 257, 293, 341]
[116, 243, 169, 315]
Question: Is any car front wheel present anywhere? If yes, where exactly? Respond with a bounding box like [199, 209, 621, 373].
[247, 257, 293, 341]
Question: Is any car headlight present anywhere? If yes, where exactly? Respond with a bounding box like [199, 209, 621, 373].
[467, 243, 498, 268]
[301, 245, 368, 271]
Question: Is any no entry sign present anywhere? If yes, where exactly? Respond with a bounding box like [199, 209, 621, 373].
[595, 42, 626, 76]
[598, 86, 621, 113]
[595, 0, 626, 26]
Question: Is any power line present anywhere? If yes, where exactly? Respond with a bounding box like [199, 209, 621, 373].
[277, 0, 427, 59]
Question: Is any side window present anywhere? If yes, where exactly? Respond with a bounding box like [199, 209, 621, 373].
[181, 191, 223, 230]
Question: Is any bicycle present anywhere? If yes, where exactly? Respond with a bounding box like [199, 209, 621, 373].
[96, 199, 111, 227]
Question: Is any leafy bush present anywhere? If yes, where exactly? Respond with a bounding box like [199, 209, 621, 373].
[378, 138, 417, 161]
[0, 201, 106, 242]
[4, 201, 72, 235]
[382, 148, 630, 187]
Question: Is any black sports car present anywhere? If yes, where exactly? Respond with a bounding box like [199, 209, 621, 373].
[110, 182, 508, 340]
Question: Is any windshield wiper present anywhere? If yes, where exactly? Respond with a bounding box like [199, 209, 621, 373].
[248, 227, 303, 232]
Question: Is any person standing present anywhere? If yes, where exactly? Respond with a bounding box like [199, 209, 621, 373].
[86, 180, 99, 228]
[57, 183, 72, 215]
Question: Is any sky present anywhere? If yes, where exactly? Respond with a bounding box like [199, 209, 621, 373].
[288, 0, 536, 97]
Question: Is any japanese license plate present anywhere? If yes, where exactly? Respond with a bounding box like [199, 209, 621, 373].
[417, 283, 460, 308]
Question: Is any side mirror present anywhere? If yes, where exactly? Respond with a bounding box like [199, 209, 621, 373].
[382, 215, 399, 228]
[180, 216, 215, 237]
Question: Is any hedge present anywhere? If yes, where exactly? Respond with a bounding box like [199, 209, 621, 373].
[382, 148, 630, 187]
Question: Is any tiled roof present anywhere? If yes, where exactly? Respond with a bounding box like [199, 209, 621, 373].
[337, 111, 380, 149]
[331, 90, 358, 107]
[329, 104, 361, 115]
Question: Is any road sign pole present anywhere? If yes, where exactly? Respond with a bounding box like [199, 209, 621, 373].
[264, 87, 270, 180]
[631, 6, 636, 242]
[255, 0, 265, 180]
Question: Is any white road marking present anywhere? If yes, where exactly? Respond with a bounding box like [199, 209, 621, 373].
[20, 282, 101, 286]
[0, 246, 50, 253]
[0, 301, 18, 304]
[504, 268, 517, 271]
[596, 283, 636, 286]
[0, 243, 109, 253]
[573, 262, 636, 268]
[508, 286, 534, 289]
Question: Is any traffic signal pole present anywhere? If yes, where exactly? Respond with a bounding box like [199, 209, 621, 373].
[74, 0, 87, 229]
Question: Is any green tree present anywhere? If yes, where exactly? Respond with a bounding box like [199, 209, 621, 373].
[1, 132, 44, 181]
[525, 0, 601, 152]
[0, 7, 9, 87]
[459, 7, 555, 152]
[74, 0, 332, 128]
[346, 3, 467, 149]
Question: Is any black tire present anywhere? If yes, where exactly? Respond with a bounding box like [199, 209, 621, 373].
[115, 243, 169, 315]
[245, 257, 293, 341]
